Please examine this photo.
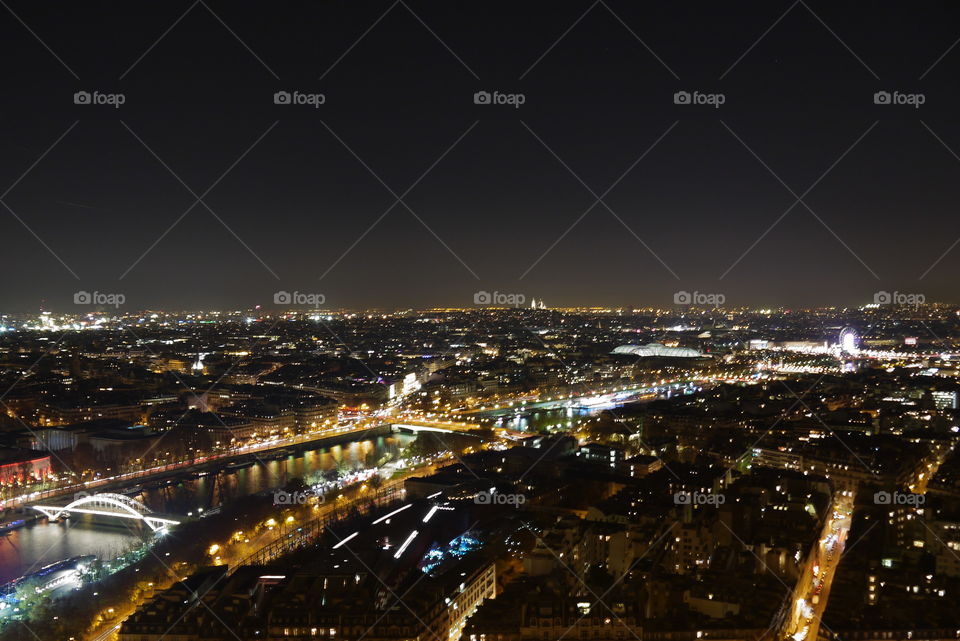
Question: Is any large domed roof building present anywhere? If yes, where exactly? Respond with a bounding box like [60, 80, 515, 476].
[611, 344, 702, 358]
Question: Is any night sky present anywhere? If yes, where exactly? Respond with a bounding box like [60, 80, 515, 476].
[2, 1, 960, 311]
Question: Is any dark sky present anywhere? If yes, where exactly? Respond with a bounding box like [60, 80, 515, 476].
[2, 1, 960, 312]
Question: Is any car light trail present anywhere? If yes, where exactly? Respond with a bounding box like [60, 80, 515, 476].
[373, 504, 411, 524]
[332, 531, 359, 549]
[394, 530, 418, 558]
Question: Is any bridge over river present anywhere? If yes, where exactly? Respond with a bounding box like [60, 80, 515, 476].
[31, 493, 185, 532]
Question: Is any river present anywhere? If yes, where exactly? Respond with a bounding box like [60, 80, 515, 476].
[488, 406, 600, 432]
[1, 390, 676, 586]
[0, 433, 413, 585]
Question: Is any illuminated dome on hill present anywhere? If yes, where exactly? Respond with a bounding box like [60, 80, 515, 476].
[611, 343, 702, 358]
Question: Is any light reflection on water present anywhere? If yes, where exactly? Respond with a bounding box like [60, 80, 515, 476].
[491, 406, 598, 433]
[0, 434, 412, 584]
[0, 518, 142, 584]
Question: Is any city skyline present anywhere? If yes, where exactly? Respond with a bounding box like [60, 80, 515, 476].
[0, 305, 957, 640]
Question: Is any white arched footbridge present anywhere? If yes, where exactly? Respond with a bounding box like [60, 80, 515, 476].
[32, 493, 181, 532]
[390, 420, 479, 433]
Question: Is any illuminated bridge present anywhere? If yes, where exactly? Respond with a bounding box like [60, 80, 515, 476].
[32, 493, 182, 532]
[390, 420, 480, 433]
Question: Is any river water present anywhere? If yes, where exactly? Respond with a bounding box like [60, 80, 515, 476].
[488, 406, 601, 432]
[0, 434, 413, 585]
[1, 391, 681, 585]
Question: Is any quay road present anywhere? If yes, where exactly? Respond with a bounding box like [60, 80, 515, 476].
[88, 456, 449, 641]
[229, 459, 443, 570]
[13, 417, 480, 512]
[18, 375, 740, 511]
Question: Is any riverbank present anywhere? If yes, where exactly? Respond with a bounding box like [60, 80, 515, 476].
[74, 455, 446, 641]
[3, 423, 395, 511]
